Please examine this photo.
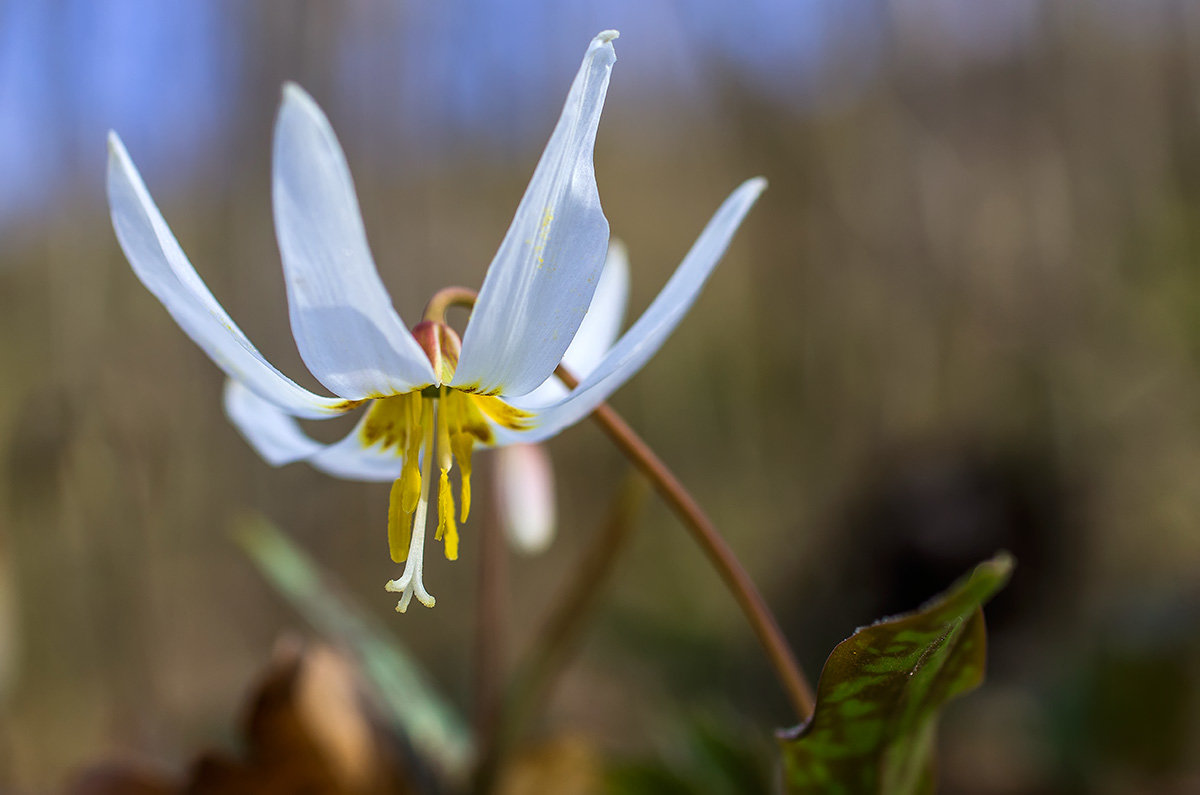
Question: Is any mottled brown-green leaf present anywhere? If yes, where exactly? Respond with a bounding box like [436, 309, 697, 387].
[780, 553, 1014, 795]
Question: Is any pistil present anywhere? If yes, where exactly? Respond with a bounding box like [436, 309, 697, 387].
[385, 398, 437, 611]
[363, 311, 534, 609]
[435, 386, 460, 559]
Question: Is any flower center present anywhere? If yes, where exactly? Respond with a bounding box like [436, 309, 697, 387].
[364, 319, 532, 611]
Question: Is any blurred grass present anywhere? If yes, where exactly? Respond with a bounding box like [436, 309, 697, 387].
[233, 514, 472, 779]
[2, 2, 1200, 791]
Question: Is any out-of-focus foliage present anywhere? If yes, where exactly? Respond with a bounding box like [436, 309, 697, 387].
[604, 713, 773, 795]
[781, 554, 1013, 794]
[68, 641, 419, 794]
[235, 516, 472, 779]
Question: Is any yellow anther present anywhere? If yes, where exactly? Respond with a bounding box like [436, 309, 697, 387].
[458, 460, 472, 524]
[472, 394, 534, 431]
[387, 476, 412, 563]
[400, 396, 424, 512]
[436, 469, 459, 560]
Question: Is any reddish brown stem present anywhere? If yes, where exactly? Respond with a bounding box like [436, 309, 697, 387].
[423, 285, 480, 323]
[557, 366, 816, 721]
[440, 285, 813, 722]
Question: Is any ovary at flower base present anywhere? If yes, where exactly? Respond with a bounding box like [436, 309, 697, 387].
[106, 29, 766, 611]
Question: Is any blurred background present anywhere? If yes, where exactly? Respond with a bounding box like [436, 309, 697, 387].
[2, 0, 1200, 791]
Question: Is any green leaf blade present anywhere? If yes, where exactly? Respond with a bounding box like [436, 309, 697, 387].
[781, 553, 1014, 795]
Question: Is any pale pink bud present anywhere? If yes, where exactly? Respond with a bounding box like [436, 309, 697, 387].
[495, 443, 556, 554]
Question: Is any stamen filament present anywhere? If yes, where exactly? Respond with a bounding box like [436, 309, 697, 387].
[385, 398, 437, 612]
[447, 393, 475, 523]
[437, 472, 459, 559]
[400, 394, 423, 512]
[437, 387, 455, 475]
[387, 477, 411, 563]
[435, 387, 460, 559]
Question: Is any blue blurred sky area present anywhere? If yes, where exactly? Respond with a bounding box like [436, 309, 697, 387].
[0, 0, 1132, 232]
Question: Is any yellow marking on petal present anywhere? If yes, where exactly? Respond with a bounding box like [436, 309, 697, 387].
[442, 389, 493, 442]
[471, 394, 535, 431]
[387, 477, 412, 563]
[452, 382, 504, 397]
[360, 392, 422, 451]
[534, 209, 555, 268]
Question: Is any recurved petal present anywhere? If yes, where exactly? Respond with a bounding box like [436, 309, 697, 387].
[519, 238, 629, 408]
[224, 378, 406, 481]
[107, 133, 351, 420]
[510, 178, 767, 443]
[224, 379, 324, 465]
[563, 238, 629, 375]
[307, 417, 408, 481]
[274, 84, 437, 398]
[451, 31, 617, 398]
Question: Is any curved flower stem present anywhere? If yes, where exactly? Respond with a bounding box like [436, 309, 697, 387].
[422, 286, 480, 323]
[432, 286, 814, 720]
[556, 366, 816, 721]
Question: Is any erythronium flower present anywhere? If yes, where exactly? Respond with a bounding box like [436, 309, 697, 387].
[107, 30, 766, 611]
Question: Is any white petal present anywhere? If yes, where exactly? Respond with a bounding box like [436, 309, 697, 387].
[307, 415, 406, 482]
[451, 31, 618, 397]
[495, 444, 557, 555]
[224, 379, 323, 465]
[107, 133, 350, 420]
[511, 178, 767, 443]
[273, 84, 437, 398]
[520, 239, 629, 408]
[562, 238, 629, 374]
[224, 378, 404, 481]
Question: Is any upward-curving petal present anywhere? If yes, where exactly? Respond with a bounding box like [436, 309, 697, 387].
[509, 177, 767, 443]
[563, 238, 629, 374]
[107, 133, 351, 419]
[273, 84, 437, 399]
[519, 239, 629, 408]
[451, 31, 618, 398]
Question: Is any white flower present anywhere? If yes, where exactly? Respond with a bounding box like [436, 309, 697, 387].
[106, 30, 766, 611]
